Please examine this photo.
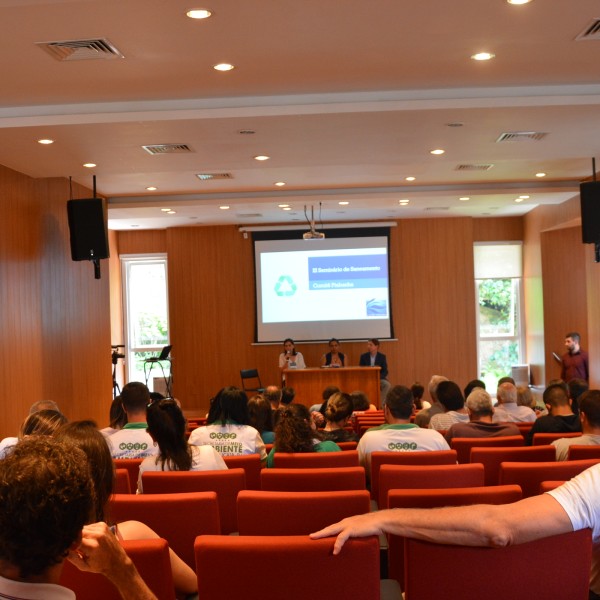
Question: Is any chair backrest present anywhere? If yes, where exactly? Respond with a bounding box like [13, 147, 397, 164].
[141, 468, 246, 533]
[223, 454, 262, 490]
[109, 492, 220, 568]
[539, 480, 566, 493]
[272, 450, 359, 468]
[470, 445, 556, 486]
[499, 459, 600, 498]
[261, 466, 366, 491]
[195, 535, 380, 600]
[337, 441, 358, 451]
[378, 463, 485, 509]
[567, 445, 600, 460]
[451, 436, 524, 464]
[240, 368, 263, 392]
[237, 489, 371, 535]
[369, 450, 458, 503]
[387, 485, 522, 588]
[532, 432, 583, 446]
[114, 468, 131, 494]
[113, 458, 143, 491]
[61, 538, 176, 600]
[403, 529, 592, 600]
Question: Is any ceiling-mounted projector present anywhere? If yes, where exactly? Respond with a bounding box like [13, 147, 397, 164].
[302, 204, 325, 240]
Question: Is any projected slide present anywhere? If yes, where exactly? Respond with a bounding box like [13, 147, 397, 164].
[254, 234, 392, 342]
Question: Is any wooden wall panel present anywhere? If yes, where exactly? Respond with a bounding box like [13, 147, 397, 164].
[118, 229, 167, 255]
[541, 227, 588, 384]
[585, 243, 600, 388]
[473, 217, 524, 242]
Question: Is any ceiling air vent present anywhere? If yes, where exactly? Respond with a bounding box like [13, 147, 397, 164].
[496, 131, 547, 142]
[425, 207, 450, 212]
[142, 144, 193, 155]
[455, 164, 494, 171]
[36, 38, 124, 61]
[237, 213, 263, 218]
[576, 19, 600, 41]
[195, 173, 233, 180]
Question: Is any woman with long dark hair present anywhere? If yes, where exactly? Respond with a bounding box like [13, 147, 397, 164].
[267, 403, 340, 467]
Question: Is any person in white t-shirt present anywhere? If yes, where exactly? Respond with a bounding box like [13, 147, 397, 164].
[138, 399, 227, 493]
[188, 386, 267, 462]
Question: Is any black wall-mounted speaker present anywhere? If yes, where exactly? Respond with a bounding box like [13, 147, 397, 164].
[580, 182, 600, 244]
[67, 198, 110, 261]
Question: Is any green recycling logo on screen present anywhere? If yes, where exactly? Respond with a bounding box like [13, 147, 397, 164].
[274, 275, 297, 297]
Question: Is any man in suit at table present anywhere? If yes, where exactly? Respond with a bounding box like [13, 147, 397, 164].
[359, 338, 391, 405]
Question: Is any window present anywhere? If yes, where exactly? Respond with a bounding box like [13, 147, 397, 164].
[474, 243, 524, 391]
[121, 255, 169, 388]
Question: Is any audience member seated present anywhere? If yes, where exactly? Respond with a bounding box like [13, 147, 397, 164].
[553, 390, 600, 460]
[463, 379, 486, 401]
[309, 385, 341, 427]
[100, 395, 128, 438]
[56, 420, 197, 596]
[108, 382, 158, 460]
[492, 381, 536, 424]
[0, 408, 67, 459]
[350, 390, 377, 414]
[0, 436, 156, 600]
[357, 385, 449, 477]
[414, 375, 449, 428]
[280, 386, 295, 406]
[321, 337, 346, 367]
[411, 382, 430, 411]
[445, 388, 521, 443]
[517, 385, 546, 417]
[267, 404, 340, 467]
[188, 386, 267, 462]
[429, 381, 469, 431]
[568, 378, 589, 416]
[248, 394, 275, 444]
[322, 393, 359, 443]
[263, 385, 282, 411]
[137, 399, 227, 492]
[526, 382, 581, 445]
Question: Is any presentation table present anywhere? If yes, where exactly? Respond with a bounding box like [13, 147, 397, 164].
[283, 366, 381, 408]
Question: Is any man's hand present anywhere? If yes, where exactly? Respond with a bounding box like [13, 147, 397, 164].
[310, 512, 384, 555]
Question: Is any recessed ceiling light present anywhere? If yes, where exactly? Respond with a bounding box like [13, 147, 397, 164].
[83, 163, 96, 168]
[37, 138, 54, 145]
[186, 8, 212, 19]
[278, 204, 290, 208]
[275, 181, 286, 187]
[507, 0, 532, 4]
[399, 199, 410, 205]
[283, 207, 292, 211]
[405, 176, 416, 181]
[519, 195, 530, 199]
[254, 155, 270, 161]
[167, 210, 177, 214]
[515, 198, 524, 203]
[459, 197, 470, 201]
[219, 205, 230, 210]
[146, 186, 157, 191]
[535, 172, 546, 178]
[213, 63, 234, 71]
[339, 201, 349, 206]
[430, 149, 445, 155]
[161, 208, 171, 212]
[471, 52, 495, 61]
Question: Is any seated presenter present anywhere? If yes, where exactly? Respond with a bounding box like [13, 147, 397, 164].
[321, 338, 346, 367]
[359, 338, 391, 405]
[279, 338, 306, 382]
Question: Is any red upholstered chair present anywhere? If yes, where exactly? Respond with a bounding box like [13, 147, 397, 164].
[369, 450, 458, 503]
[195, 535, 381, 600]
[513, 422, 534, 439]
[141, 468, 246, 534]
[113, 458, 143, 491]
[261, 467, 366, 491]
[451, 436, 524, 464]
[271, 450, 359, 468]
[114, 468, 131, 494]
[499, 459, 600, 498]
[337, 441, 358, 450]
[223, 454, 262, 490]
[532, 432, 583, 446]
[539, 480, 566, 493]
[109, 491, 220, 568]
[378, 463, 485, 509]
[387, 485, 523, 589]
[568, 445, 600, 460]
[403, 529, 592, 600]
[470, 445, 556, 486]
[61, 538, 176, 600]
[237, 489, 370, 535]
